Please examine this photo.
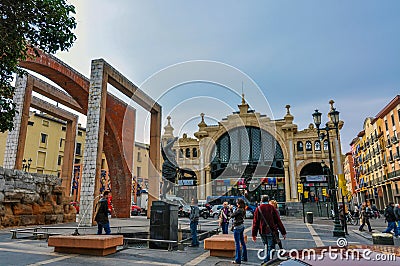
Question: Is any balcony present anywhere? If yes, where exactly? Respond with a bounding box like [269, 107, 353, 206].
[392, 136, 399, 144]
[386, 140, 392, 148]
[395, 153, 400, 161]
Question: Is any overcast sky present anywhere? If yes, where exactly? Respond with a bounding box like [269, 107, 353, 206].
[52, 0, 400, 152]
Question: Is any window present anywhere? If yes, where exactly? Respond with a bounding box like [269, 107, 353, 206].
[391, 114, 395, 127]
[75, 143, 82, 155]
[179, 149, 183, 158]
[297, 141, 303, 152]
[323, 140, 329, 151]
[58, 155, 62, 166]
[385, 120, 388, 131]
[305, 141, 312, 151]
[78, 131, 83, 136]
[390, 150, 393, 161]
[193, 148, 198, 157]
[59, 138, 64, 148]
[185, 148, 191, 158]
[137, 167, 141, 177]
[28, 121, 34, 126]
[314, 140, 321, 151]
[62, 126, 66, 131]
[398, 109, 400, 122]
[42, 120, 49, 127]
[74, 159, 80, 164]
[137, 152, 142, 162]
[40, 133, 47, 144]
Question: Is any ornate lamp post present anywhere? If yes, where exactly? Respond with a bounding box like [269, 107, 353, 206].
[312, 104, 345, 237]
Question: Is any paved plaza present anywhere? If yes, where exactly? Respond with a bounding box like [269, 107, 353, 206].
[0, 215, 393, 266]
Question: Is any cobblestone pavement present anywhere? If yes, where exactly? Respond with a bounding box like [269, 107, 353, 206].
[0, 215, 395, 266]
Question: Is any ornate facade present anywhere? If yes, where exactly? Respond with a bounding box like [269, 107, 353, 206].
[162, 96, 344, 212]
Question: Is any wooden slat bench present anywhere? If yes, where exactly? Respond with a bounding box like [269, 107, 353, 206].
[48, 235, 124, 256]
[204, 234, 248, 258]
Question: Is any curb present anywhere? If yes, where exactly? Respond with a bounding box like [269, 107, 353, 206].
[352, 229, 372, 241]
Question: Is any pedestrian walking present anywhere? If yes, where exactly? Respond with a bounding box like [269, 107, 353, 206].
[252, 195, 286, 265]
[394, 203, 400, 238]
[383, 202, 398, 236]
[359, 202, 372, 232]
[219, 201, 231, 234]
[95, 191, 111, 235]
[189, 198, 200, 247]
[269, 199, 283, 249]
[230, 198, 247, 264]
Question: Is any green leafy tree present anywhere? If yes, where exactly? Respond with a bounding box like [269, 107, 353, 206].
[0, 0, 76, 132]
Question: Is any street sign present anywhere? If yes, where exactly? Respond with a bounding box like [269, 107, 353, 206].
[297, 183, 303, 193]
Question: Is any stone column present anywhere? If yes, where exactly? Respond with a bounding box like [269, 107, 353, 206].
[61, 119, 77, 197]
[3, 74, 32, 170]
[80, 60, 108, 226]
[288, 139, 297, 199]
[284, 160, 291, 202]
[205, 167, 212, 197]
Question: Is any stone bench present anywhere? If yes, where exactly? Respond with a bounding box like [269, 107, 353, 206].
[48, 235, 124, 256]
[372, 233, 394, 245]
[204, 234, 248, 258]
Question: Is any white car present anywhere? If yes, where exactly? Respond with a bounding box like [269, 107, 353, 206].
[210, 205, 224, 218]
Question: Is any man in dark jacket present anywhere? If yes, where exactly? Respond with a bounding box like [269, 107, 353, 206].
[383, 202, 398, 237]
[252, 195, 286, 264]
[95, 191, 111, 235]
[189, 198, 200, 247]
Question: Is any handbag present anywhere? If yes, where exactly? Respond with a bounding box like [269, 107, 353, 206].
[257, 206, 280, 244]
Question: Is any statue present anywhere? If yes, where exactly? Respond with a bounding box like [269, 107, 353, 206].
[161, 137, 179, 197]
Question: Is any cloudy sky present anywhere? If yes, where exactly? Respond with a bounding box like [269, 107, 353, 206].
[53, 0, 400, 151]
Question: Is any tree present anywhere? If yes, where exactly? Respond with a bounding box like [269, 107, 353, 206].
[0, 0, 76, 132]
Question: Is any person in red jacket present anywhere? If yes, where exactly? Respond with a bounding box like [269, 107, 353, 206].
[252, 195, 286, 264]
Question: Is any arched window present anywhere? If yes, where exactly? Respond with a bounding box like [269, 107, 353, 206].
[185, 148, 191, 158]
[179, 149, 184, 158]
[323, 140, 329, 151]
[305, 141, 312, 151]
[297, 141, 303, 152]
[193, 148, 198, 157]
[315, 140, 321, 151]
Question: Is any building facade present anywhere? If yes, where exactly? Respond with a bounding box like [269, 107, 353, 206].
[351, 95, 400, 209]
[162, 96, 345, 212]
[0, 111, 149, 205]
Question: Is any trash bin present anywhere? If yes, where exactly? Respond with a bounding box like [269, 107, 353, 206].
[306, 212, 313, 224]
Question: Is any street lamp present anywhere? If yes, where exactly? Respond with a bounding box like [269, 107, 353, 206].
[312, 103, 345, 237]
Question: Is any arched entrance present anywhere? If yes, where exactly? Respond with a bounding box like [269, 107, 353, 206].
[299, 162, 328, 203]
[210, 126, 284, 202]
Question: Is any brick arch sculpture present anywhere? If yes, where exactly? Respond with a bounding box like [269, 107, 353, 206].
[18, 50, 161, 225]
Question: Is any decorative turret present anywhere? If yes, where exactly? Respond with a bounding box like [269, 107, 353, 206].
[162, 116, 174, 140]
[282, 104, 297, 132]
[194, 113, 209, 139]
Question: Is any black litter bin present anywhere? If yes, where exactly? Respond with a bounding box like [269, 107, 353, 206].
[149, 201, 178, 249]
[306, 212, 313, 224]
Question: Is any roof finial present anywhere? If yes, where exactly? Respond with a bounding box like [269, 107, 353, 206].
[167, 115, 171, 125]
[329, 100, 335, 111]
[285, 104, 291, 115]
[200, 113, 205, 122]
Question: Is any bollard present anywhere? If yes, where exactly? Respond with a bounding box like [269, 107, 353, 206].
[306, 212, 313, 224]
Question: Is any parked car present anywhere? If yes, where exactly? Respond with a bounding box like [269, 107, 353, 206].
[70, 201, 79, 214]
[210, 205, 224, 218]
[131, 203, 141, 216]
[178, 204, 191, 217]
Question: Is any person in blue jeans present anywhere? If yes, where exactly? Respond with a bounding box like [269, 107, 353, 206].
[230, 198, 247, 264]
[383, 202, 399, 237]
[94, 191, 111, 235]
[189, 198, 200, 247]
[252, 195, 287, 265]
[219, 201, 231, 234]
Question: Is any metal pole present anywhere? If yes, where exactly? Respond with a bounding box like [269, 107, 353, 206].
[325, 128, 345, 237]
[341, 191, 348, 235]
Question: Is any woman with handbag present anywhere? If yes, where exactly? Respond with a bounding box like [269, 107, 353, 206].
[252, 195, 286, 265]
[219, 202, 230, 234]
[230, 198, 247, 264]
